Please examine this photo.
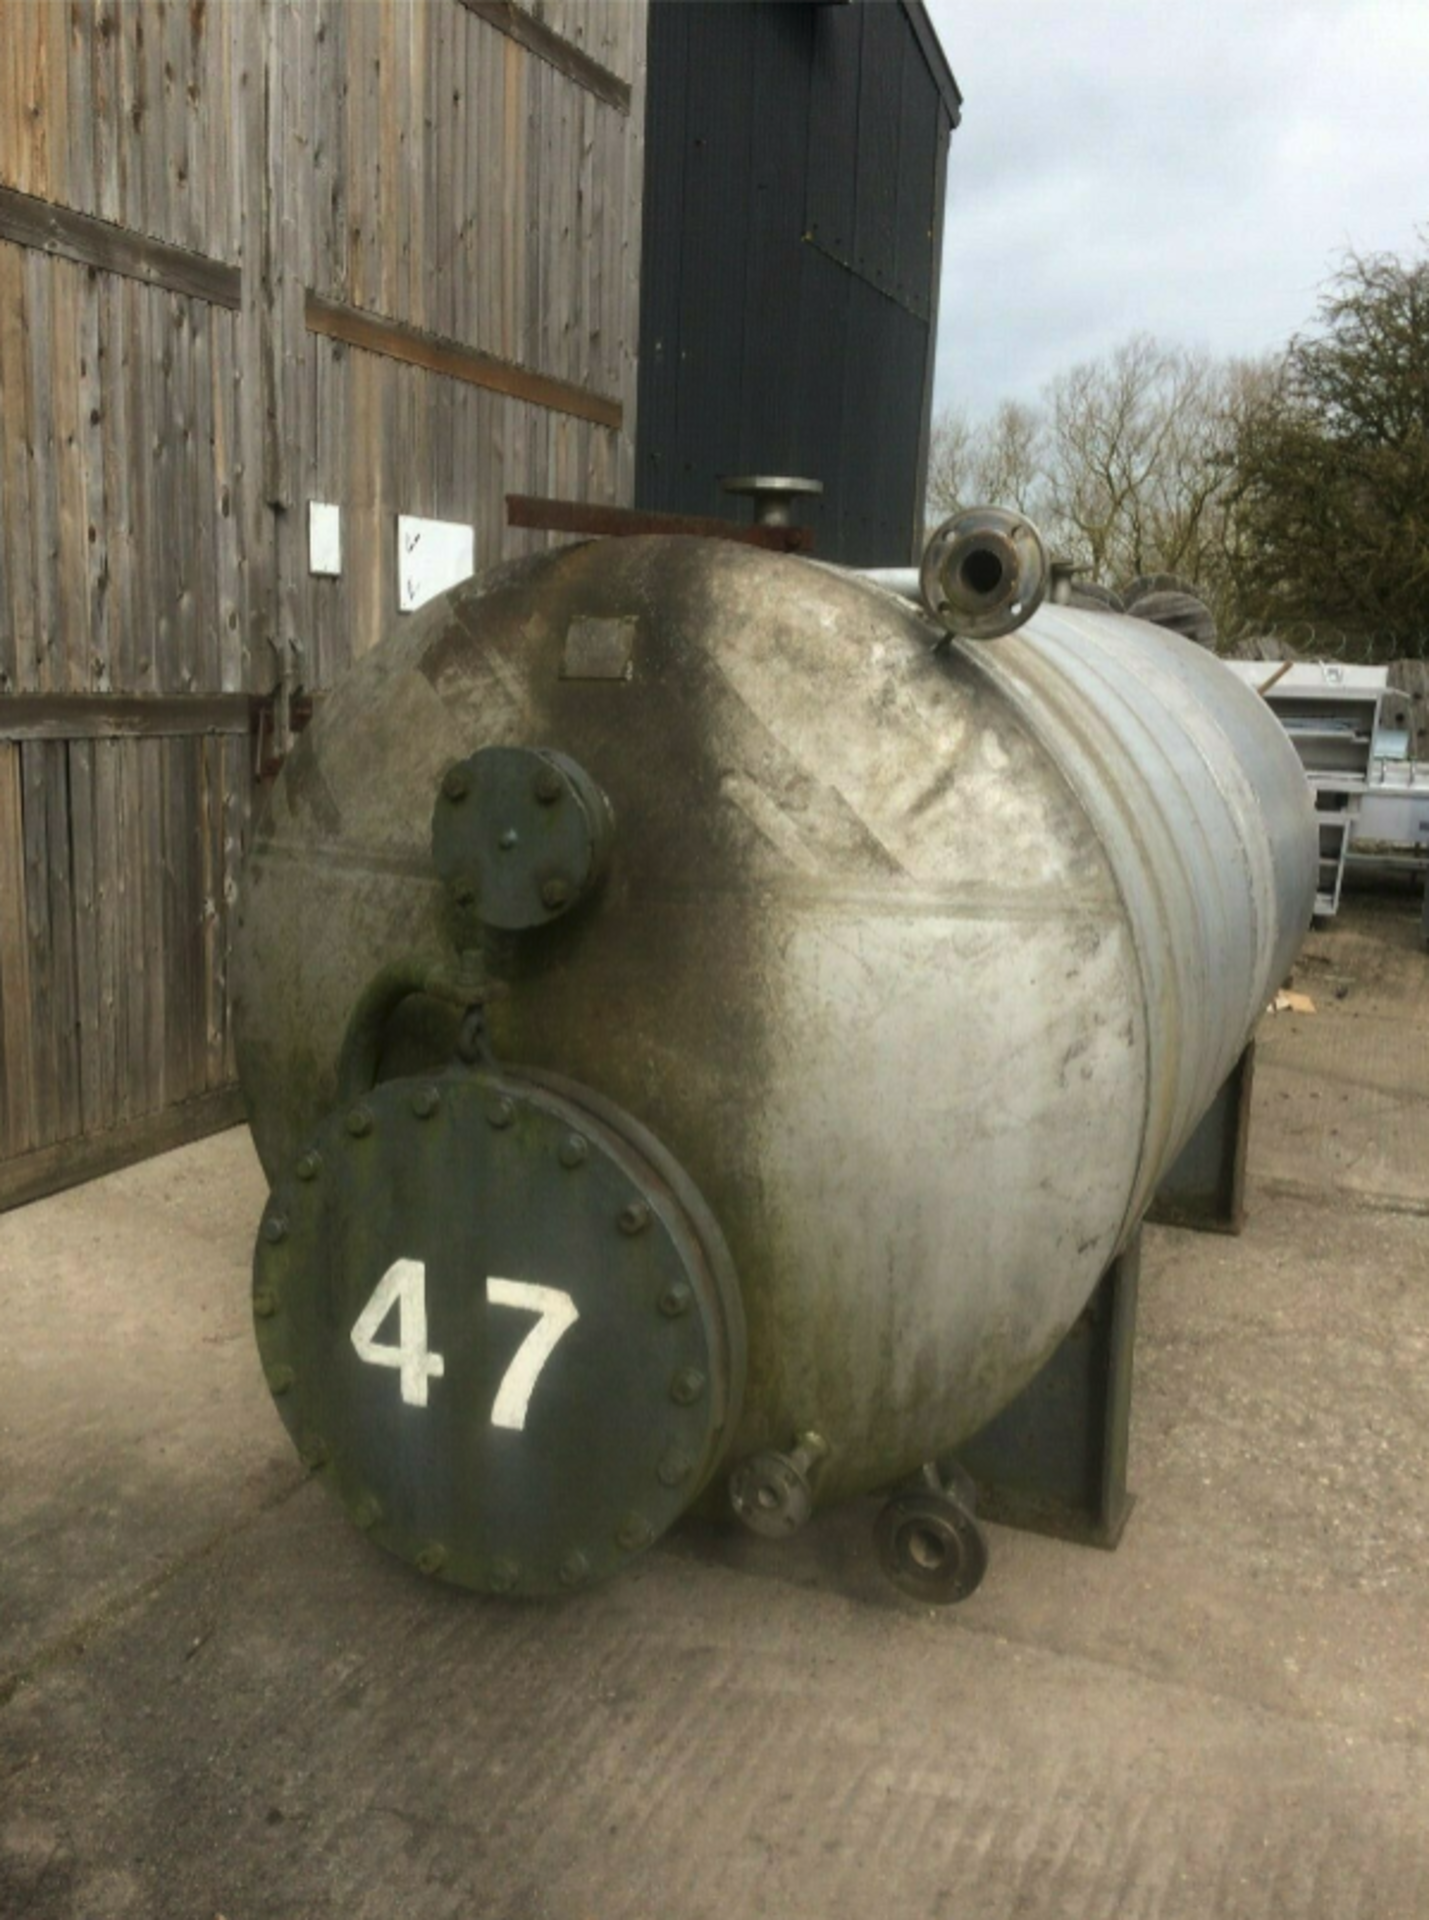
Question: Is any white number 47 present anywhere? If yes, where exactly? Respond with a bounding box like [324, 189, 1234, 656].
[350, 1259, 578, 1429]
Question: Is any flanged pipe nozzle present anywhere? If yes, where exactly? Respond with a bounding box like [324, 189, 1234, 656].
[729, 1430, 830, 1538]
[919, 506, 1049, 641]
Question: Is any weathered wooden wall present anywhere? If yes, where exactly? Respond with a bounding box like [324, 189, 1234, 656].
[0, 0, 648, 1207]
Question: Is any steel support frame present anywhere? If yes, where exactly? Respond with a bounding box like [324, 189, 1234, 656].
[954, 1232, 1139, 1550]
[954, 1042, 1255, 1549]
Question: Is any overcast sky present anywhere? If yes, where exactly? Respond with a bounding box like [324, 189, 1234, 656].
[921, 0, 1429, 423]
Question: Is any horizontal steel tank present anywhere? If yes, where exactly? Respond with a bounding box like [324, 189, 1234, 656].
[234, 531, 1316, 1599]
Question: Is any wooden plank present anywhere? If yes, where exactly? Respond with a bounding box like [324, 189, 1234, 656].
[471, 13, 496, 358]
[459, 9, 483, 355]
[376, 0, 396, 319]
[346, 0, 372, 309]
[151, 291, 181, 692]
[0, 241, 36, 692]
[99, 269, 134, 693]
[115, 737, 142, 1122]
[68, 738, 103, 1136]
[92, 737, 124, 1130]
[304, 292, 623, 431]
[190, 293, 217, 690]
[41, 0, 70, 206]
[165, 0, 200, 255]
[431, 0, 455, 346]
[220, 0, 249, 276]
[578, 88, 596, 396]
[212, 307, 244, 693]
[376, 329, 400, 644]
[199, 732, 223, 1089]
[77, 254, 111, 691]
[308, 0, 335, 298]
[219, 732, 246, 1082]
[206, 0, 231, 265]
[169, 294, 200, 691]
[395, 0, 418, 330]
[234, 0, 271, 707]
[293, 0, 321, 693]
[522, 51, 540, 412]
[346, 336, 376, 678]
[0, 1084, 246, 1214]
[308, 337, 333, 690]
[0, 2, 22, 196]
[48, 255, 86, 693]
[90, 1, 122, 226]
[139, 735, 165, 1114]
[43, 738, 81, 1142]
[457, 1, 631, 115]
[126, 277, 157, 690]
[161, 734, 198, 1104]
[24, 248, 60, 694]
[14, 2, 50, 200]
[0, 742, 35, 1157]
[115, 0, 144, 232]
[19, 741, 57, 1143]
[138, 0, 166, 244]
[0, 183, 242, 308]
[540, 58, 557, 381]
[181, 733, 206, 1101]
[502, 35, 521, 362]
[0, 694, 255, 740]
[264, 0, 307, 725]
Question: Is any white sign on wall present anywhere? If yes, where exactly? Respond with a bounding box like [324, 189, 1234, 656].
[398, 516, 475, 612]
[309, 501, 343, 576]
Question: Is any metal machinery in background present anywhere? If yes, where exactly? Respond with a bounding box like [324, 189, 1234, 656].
[1223, 661, 1429, 923]
[233, 511, 1317, 1604]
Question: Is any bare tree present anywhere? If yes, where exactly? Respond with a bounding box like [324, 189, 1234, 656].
[1041, 336, 1234, 590]
[929, 334, 1275, 634]
[925, 400, 1046, 524]
[925, 407, 975, 521]
[974, 400, 1045, 515]
[925, 240, 1429, 657]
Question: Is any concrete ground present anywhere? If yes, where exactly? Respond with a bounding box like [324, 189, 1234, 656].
[3, 891, 1428, 1920]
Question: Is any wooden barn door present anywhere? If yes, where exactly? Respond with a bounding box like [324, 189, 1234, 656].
[1, 0, 649, 1209]
[0, 4, 262, 1208]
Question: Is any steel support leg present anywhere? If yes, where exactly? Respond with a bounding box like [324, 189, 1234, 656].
[1147, 1042, 1255, 1235]
[951, 1231, 1139, 1550]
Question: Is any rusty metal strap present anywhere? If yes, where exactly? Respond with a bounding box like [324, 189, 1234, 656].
[506, 495, 816, 553]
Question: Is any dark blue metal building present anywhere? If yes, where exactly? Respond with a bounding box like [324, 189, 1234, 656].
[635, 0, 961, 566]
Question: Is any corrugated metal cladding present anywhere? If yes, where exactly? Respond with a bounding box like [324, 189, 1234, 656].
[636, 0, 960, 566]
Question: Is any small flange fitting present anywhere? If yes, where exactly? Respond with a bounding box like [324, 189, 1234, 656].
[919, 506, 1049, 641]
[729, 1430, 830, 1538]
[873, 1480, 989, 1605]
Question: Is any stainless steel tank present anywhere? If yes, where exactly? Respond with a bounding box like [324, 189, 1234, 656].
[234, 531, 1316, 1598]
